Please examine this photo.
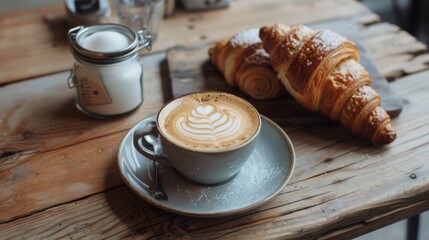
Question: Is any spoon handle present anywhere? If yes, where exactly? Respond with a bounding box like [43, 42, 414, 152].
[151, 160, 168, 201]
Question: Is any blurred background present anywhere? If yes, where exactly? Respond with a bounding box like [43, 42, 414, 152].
[0, 0, 427, 45]
[362, 0, 428, 45]
[0, 0, 428, 239]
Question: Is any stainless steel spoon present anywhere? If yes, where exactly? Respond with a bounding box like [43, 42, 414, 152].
[151, 161, 168, 201]
[145, 135, 168, 201]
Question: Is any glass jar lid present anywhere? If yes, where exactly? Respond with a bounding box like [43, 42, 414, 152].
[68, 23, 152, 63]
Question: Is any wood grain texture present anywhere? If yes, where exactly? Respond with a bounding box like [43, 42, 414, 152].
[302, 14, 428, 80]
[1, 0, 429, 239]
[0, 5, 72, 84]
[320, 199, 429, 239]
[0, 53, 166, 223]
[0, 0, 371, 85]
[1, 70, 429, 239]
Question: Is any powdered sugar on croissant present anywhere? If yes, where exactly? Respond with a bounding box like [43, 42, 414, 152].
[209, 29, 285, 100]
[260, 23, 396, 144]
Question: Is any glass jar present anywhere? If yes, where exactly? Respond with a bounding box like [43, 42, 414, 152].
[180, 0, 229, 10]
[116, 0, 165, 41]
[67, 23, 152, 118]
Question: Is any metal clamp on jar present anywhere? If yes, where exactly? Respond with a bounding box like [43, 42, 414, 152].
[68, 23, 152, 118]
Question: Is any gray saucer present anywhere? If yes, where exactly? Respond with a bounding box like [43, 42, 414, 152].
[118, 114, 296, 217]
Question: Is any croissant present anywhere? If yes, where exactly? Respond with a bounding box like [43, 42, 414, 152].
[259, 24, 396, 144]
[209, 29, 285, 100]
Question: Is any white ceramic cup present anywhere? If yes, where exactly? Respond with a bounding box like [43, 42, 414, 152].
[133, 92, 261, 185]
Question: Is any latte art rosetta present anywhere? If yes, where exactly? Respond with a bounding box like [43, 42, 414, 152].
[176, 104, 242, 145]
[160, 92, 260, 150]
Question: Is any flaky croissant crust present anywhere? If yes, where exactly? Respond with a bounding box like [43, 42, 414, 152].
[260, 23, 396, 144]
[209, 29, 285, 100]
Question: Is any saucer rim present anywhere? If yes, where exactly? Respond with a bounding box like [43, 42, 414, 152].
[117, 114, 296, 217]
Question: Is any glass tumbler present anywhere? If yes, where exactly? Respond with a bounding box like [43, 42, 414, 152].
[116, 0, 164, 41]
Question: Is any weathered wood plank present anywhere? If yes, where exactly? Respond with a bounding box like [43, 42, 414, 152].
[0, 53, 166, 222]
[0, 0, 372, 85]
[2, 1, 425, 85]
[0, 187, 171, 240]
[312, 17, 429, 80]
[1, 1, 429, 238]
[0, 6, 72, 83]
[0, 1, 381, 224]
[1, 70, 429, 239]
[320, 199, 429, 240]
[356, 27, 428, 79]
[1, 25, 428, 232]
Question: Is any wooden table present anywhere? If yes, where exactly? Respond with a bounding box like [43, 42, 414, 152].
[1, 0, 429, 239]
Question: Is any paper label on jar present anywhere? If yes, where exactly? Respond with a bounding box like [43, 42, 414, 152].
[75, 66, 113, 107]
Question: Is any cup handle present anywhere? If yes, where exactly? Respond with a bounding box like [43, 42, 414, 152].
[133, 121, 171, 167]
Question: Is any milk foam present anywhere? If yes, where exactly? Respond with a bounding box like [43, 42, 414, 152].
[160, 92, 259, 150]
[176, 104, 241, 144]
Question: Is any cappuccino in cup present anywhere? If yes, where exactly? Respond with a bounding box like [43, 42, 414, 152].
[158, 92, 260, 151]
[133, 91, 261, 185]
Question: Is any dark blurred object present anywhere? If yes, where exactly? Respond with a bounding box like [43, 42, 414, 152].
[164, 0, 176, 17]
[65, 0, 111, 26]
[180, 0, 230, 11]
[74, 0, 101, 13]
[407, 214, 420, 240]
[362, 0, 428, 45]
[405, 0, 421, 35]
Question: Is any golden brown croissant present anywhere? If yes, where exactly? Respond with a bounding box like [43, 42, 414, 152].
[259, 24, 396, 144]
[209, 29, 285, 100]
